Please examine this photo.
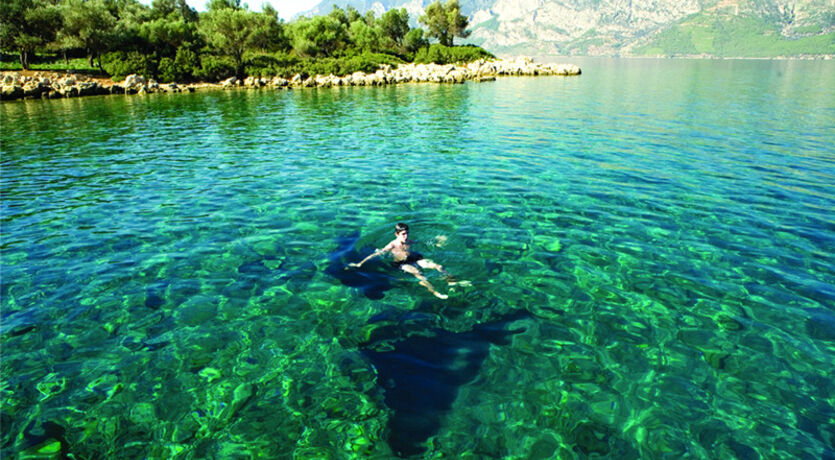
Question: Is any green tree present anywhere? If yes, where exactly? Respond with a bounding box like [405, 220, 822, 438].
[206, 0, 241, 12]
[288, 15, 348, 57]
[419, 0, 470, 47]
[249, 4, 288, 51]
[345, 5, 361, 24]
[379, 8, 409, 48]
[327, 4, 349, 26]
[199, 6, 285, 78]
[139, 15, 197, 57]
[403, 27, 428, 53]
[363, 10, 375, 26]
[109, 0, 152, 50]
[349, 19, 381, 53]
[0, 0, 62, 69]
[150, 0, 197, 22]
[60, 0, 117, 71]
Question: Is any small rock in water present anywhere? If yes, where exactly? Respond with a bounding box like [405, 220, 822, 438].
[145, 292, 164, 309]
[199, 367, 221, 382]
[129, 402, 157, 425]
[20, 420, 66, 453]
[228, 383, 255, 417]
[176, 296, 218, 326]
[528, 434, 558, 458]
[716, 314, 743, 331]
[806, 311, 835, 341]
[546, 240, 563, 252]
[703, 350, 729, 370]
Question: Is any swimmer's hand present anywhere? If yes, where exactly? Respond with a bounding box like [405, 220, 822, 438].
[433, 235, 448, 247]
[347, 248, 384, 269]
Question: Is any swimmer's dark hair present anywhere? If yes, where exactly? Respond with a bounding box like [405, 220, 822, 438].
[395, 222, 409, 234]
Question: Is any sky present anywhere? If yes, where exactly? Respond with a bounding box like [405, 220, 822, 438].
[182, 0, 321, 18]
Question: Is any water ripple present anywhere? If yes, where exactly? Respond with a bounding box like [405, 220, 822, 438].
[2, 59, 834, 458]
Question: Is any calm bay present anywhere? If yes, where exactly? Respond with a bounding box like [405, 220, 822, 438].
[1, 58, 834, 458]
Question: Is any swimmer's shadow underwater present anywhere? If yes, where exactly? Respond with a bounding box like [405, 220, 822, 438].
[326, 234, 531, 456]
[324, 233, 399, 300]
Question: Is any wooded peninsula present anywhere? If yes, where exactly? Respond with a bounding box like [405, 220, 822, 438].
[0, 0, 494, 82]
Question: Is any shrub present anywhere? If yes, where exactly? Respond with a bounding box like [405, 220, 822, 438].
[244, 52, 299, 77]
[101, 51, 157, 80]
[173, 47, 200, 80]
[157, 50, 200, 83]
[195, 55, 235, 81]
[157, 57, 177, 82]
[242, 51, 404, 79]
[413, 44, 494, 64]
[403, 28, 428, 53]
[339, 51, 404, 74]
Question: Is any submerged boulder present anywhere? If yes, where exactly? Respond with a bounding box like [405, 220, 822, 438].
[78, 82, 105, 96]
[23, 82, 48, 98]
[1, 85, 24, 100]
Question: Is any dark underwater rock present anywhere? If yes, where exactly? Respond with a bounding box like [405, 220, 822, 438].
[806, 310, 835, 342]
[361, 310, 529, 456]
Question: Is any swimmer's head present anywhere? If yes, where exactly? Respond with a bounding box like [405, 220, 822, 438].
[395, 222, 409, 236]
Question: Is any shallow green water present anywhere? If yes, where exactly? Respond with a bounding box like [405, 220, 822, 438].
[2, 58, 834, 459]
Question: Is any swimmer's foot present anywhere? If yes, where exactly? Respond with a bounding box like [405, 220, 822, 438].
[447, 279, 471, 287]
[433, 291, 449, 300]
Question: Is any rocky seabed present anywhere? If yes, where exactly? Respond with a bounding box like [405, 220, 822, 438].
[0, 57, 580, 102]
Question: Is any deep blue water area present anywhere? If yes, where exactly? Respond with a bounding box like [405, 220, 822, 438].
[2, 58, 834, 458]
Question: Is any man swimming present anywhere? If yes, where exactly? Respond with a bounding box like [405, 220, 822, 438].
[348, 222, 465, 299]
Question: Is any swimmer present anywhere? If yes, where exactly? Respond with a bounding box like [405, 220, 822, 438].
[348, 223, 468, 299]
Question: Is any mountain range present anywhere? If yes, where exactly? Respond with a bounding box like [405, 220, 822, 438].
[300, 0, 835, 57]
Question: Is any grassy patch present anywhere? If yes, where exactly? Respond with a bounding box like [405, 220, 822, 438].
[0, 55, 100, 74]
[565, 36, 608, 55]
[413, 44, 495, 65]
[635, 13, 835, 57]
[791, 24, 823, 35]
[688, 25, 716, 53]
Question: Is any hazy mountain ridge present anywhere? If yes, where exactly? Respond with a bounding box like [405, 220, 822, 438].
[302, 0, 835, 57]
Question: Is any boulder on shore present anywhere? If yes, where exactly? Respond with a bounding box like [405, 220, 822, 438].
[221, 77, 239, 88]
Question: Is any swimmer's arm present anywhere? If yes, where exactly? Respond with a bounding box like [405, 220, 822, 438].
[349, 242, 393, 268]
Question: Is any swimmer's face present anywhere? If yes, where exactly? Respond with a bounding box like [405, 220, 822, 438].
[395, 230, 408, 242]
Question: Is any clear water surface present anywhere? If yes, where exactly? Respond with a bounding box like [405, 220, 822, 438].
[2, 58, 834, 459]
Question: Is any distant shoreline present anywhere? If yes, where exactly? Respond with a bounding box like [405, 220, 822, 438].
[622, 54, 834, 60]
[0, 57, 581, 103]
[520, 54, 834, 62]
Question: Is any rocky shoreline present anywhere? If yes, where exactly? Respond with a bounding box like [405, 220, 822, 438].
[0, 57, 580, 102]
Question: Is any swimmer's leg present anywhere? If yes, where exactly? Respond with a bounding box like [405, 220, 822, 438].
[417, 259, 470, 287]
[416, 258, 449, 275]
[401, 264, 447, 299]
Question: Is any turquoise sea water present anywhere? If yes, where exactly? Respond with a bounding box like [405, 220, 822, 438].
[2, 58, 834, 458]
